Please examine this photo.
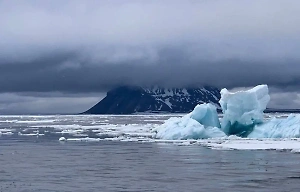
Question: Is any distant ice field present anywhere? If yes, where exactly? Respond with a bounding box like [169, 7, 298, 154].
[0, 114, 299, 153]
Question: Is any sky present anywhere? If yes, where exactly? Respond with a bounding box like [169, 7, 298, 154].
[1, 0, 300, 114]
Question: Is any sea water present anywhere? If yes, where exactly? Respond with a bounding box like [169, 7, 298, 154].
[0, 114, 299, 192]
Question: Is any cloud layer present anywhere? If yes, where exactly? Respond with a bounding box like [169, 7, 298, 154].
[1, 0, 300, 113]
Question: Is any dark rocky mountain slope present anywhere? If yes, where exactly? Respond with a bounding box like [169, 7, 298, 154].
[83, 86, 221, 114]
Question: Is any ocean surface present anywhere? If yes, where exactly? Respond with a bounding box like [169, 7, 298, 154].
[1, 114, 300, 192]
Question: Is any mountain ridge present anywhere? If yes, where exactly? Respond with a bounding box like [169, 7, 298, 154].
[83, 85, 221, 114]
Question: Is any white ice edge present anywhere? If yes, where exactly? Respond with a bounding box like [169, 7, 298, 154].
[57, 136, 300, 153]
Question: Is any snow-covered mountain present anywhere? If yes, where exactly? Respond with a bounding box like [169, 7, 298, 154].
[83, 86, 221, 114]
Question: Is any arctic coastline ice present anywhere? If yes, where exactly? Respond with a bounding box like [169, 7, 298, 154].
[1, 84, 300, 153]
[0, 115, 300, 153]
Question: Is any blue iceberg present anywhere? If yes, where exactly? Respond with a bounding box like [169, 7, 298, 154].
[220, 85, 270, 136]
[155, 84, 300, 139]
[155, 104, 225, 139]
[249, 115, 300, 138]
[189, 103, 221, 128]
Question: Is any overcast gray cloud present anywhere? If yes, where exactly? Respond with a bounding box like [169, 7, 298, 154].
[0, 92, 104, 114]
[1, 0, 300, 113]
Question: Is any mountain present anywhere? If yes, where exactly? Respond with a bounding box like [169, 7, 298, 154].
[83, 85, 221, 114]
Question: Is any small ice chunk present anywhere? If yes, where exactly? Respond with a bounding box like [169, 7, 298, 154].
[220, 85, 270, 136]
[291, 149, 300, 153]
[59, 137, 66, 141]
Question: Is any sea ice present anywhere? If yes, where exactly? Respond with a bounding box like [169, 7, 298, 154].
[59, 137, 66, 141]
[220, 85, 270, 136]
[197, 138, 300, 151]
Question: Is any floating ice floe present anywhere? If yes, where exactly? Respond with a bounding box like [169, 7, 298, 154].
[196, 137, 300, 151]
[155, 84, 300, 139]
[59, 137, 67, 141]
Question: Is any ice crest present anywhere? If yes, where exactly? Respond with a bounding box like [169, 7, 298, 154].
[220, 85, 270, 136]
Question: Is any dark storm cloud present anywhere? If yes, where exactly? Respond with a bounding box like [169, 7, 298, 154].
[1, 0, 300, 112]
[0, 56, 300, 93]
[1, 0, 300, 93]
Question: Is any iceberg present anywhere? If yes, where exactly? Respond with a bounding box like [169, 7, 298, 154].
[249, 115, 300, 138]
[155, 84, 300, 140]
[189, 103, 221, 128]
[155, 103, 225, 140]
[220, 85, 270, 136]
